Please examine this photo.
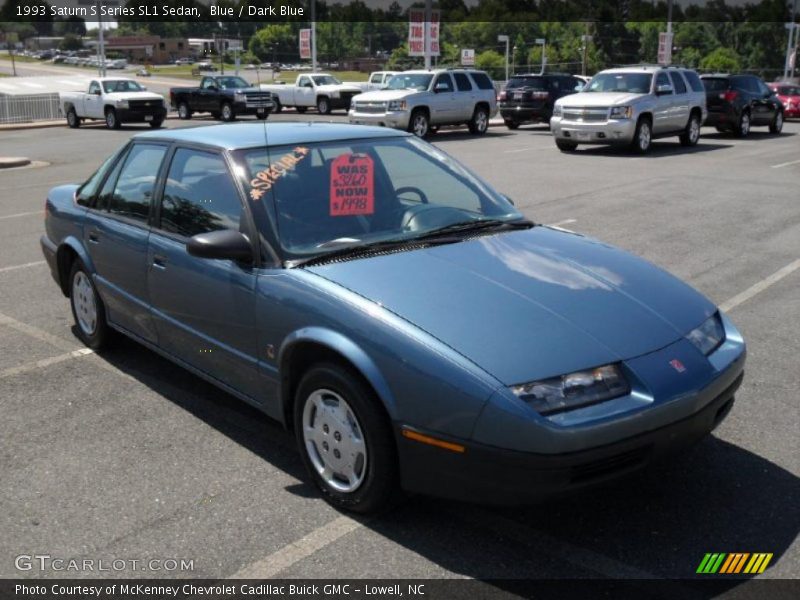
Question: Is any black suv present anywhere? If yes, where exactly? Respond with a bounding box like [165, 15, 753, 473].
[701, 74, 784, 136]
[499, 73, 584, 129]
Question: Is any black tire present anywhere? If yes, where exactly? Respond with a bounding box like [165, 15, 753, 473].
[734, 110, 750, 137]
[220, 102, 236, 122]
[467, 105, 490, 135]
[104, 108, 121, 130]
[68, 259, 111, 350]
[177, 102, 192, 120]
[256, 109, 269, 120]
[316, 96, 331, 115]
[630, 116, 652, 154]
[294, 363, 400, 514]
[555, 139, 578, 152]
[769, 110, 783, 134]
[407, 109, 429, 138]
[504, 120, 520, 130]
[273, 99, 282, 113]
[679, 112, 701, 147]
[296, 106, 308, 114]
[149, 119, 164, 129]
[66, 107, 80, 128]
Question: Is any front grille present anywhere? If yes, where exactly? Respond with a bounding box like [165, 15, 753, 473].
[244, 91, 273, 108]
[570, 446, 651, 483]
[128, 99, 162, 111]
[563, 107, 609, 122]
[353, 102, 387, 114]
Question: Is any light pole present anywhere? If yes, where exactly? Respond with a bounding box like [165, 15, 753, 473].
[535, 38, 546, 74]
[498, 34, 509, 82]
[581, 33, 592, 76]
[310, 0, 317, 72]
[785, 0, 798, 80]
[424, 0, 432, 70]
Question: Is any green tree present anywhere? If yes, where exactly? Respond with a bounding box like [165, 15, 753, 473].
[700, 47, 741, 73]
[59, 33, 83, 51]
[248, 24, 295, 62]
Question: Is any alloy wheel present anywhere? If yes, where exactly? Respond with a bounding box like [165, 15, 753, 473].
[302, 388, 367, 493]
[412, 114, 428, 137]
[638, 121, 651, 151]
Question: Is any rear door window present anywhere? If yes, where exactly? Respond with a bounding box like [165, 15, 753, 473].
[669, 72, 687, 94]
[159, 148, 243, 238]
[453, 72, 473, 92]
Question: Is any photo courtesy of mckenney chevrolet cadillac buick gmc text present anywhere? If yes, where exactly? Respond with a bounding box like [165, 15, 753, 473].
[40, 122, 745, 513]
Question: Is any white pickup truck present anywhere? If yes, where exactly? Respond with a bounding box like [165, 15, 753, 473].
[260, 73, 362, 114]
[60, 77, 168, 130]
[345, 71, 399, 92]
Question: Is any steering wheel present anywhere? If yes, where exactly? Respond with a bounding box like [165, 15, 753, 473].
[395, 186, 429, 205]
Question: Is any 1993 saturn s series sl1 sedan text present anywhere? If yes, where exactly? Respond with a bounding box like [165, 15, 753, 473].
[41, 123, 746, 513]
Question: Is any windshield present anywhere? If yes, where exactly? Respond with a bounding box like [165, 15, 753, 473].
[102, 80, 144, 93]
[507, 77, 546, 90]
[312, 75, 342, 86]
[217, 77, 250, 90]
[235, 137, 521, 261]
[385, 74, 433, 91]
[585, 73, 652, 94]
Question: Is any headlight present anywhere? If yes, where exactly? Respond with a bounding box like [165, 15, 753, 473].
[511, 364, 630, 415]
[234, 92, 246, 102]
[610, 106, 632, 119]
[686, 313, 725, 356]
[552, 104, 562, 117]
[115, 99, 129, 109]
[387, 100, 407, 111]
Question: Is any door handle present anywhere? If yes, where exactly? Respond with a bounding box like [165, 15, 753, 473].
[88, 232, 100, 244]
[152, 255, 167, 269]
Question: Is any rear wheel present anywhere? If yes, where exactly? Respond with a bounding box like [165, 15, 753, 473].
[66, 107, 80, 128]
[69, 260, 111, 350]
[294, 363, 399, 514]
[679, 113, 701, 146]
[630, 117, 652, 153]
[221, 102, 236, 122]
[735, 111, 750, 137]
[104, 108, 120, 130]
[769, 110, 783, 134]
[468, 105, 489, 135]
[317, 96, 331, 115]
[555, 139, 578, 152]
[177, 102, 192, 120]
[504, 119, 520, 130]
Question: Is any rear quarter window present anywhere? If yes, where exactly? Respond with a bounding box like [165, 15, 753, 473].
[683, 71, 705, 93]
[469, 72, 494, 90]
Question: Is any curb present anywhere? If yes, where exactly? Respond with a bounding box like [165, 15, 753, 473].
[0, 157, 32, 168]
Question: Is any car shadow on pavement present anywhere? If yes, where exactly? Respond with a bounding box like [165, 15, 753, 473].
[94, 336, 798, 589]
[699, 130, 796, 141]
[575, 141, 733, 158]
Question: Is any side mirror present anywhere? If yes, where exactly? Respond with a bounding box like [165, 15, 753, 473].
[656, 84, 673, 95]
[186, 230, 253, 262]
[140, 86, 147, 91]
[434, 83, 449, 93]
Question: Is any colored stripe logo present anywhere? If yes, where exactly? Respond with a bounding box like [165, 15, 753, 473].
[697, 553, 773, 574]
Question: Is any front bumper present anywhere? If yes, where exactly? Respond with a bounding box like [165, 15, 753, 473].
[40, 234, 60, 289]
[348, 110, 410, 131]
[398, 370, 743, 505]
[551, 116, 637, 144]
[232, 100, 275, 115]
[115, 106, 167, 123]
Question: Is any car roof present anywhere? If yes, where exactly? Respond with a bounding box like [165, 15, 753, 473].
[135, 122, 410, 151]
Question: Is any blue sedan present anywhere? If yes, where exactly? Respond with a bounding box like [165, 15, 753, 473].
[41, 123, 746, 513]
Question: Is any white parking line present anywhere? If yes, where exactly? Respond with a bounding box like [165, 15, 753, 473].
[0, 311, 78, 352]
[229, 515, 363, 578]
[504, 147, 531, 153]
[719, 259, 800, 312]
[0, 211, 40, 220]
[0, 348, 93, 380]
[0, 261, 46, 274]
[770, 158, 800, 169]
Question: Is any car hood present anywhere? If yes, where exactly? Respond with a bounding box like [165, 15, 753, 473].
[305, 228, 716, 385]
[558, 91, 645, 107]
[353, 89, 422, 102]
[317, 84, 363, 94]
[104, 91, 164, 102]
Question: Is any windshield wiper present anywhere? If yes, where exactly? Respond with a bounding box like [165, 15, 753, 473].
[289, 236, 460, 268]
[413, 218, 535, 240]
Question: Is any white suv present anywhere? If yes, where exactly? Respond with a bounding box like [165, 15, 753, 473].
[349, 69, 498, 137]
[550, 66, 707, 153]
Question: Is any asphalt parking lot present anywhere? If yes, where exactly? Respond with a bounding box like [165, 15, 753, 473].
[1, 115, 798, 588]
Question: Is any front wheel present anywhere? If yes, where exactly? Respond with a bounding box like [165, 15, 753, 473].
[69, 260, 111, 350]
[105, 108, 120, 130]
[316, 96, 331, 115]
[504, 119, 520, 130]
[66, 107, 80, 128]
[272, 99, 282, 113]
[630, 117, 652, 153]
[407, 110, 429, 138]
[256, 109, 269, 120]
[555, 138, 578, 152]
[149, 119, 164, 129]
[220, 102, 235, 122]
[468, 106, 489, 135]
[294, 364, 399, 514]
[735, 111, 750, 137]
[769, 111, 783, 134]
[679, 113, 701, 147]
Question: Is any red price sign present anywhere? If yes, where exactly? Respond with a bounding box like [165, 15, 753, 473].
[330, 154, 374, 217]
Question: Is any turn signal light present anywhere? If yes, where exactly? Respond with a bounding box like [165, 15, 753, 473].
[401, 428, 465, 453]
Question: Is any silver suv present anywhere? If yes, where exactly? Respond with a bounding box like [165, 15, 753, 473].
[348, 69, 498, 137]
[550, 65, 707, 153]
